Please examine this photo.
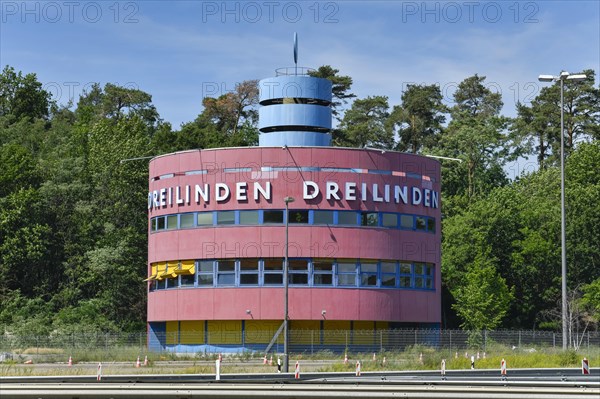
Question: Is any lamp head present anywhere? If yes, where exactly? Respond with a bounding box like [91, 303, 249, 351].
[538, 75, 555, 82]
[567, 74, 587, 82]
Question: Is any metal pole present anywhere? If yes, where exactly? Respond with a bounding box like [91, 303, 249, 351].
[560, 76, 568, 350]
[284, 200, 290, 373]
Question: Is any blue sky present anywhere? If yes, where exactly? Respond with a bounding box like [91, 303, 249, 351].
[2, 1, 599, 155]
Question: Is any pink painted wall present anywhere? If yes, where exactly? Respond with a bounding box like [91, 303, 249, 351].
[148, 287, 440, 324]
[147, 147, 441, 325]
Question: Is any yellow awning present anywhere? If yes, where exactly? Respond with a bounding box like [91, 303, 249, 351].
[155, 262, 169, 280]
[144, 263, 160, 281]
[173, 260, 195, 275]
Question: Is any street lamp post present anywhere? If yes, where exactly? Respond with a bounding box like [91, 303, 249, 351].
[538, 71, 587, 350]
[283, 196, 295, 372]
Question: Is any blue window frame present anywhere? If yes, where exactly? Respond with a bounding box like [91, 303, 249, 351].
[380, 261, 397, 287]
[179, 213, 195, 229]
[288, 259, 309, 285]
[399, 262, 412, 288]
[197, 260, 214, 286]
[263, 258, 283, 285]
[312, 259, 334, 286]
[337, 260, 357, 286]
[360, 261, 378, 286]
[239, 258, 259, 285]
[216, 259, 235, 285]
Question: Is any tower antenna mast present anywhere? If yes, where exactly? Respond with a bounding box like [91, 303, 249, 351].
[293, 32, 298, 75]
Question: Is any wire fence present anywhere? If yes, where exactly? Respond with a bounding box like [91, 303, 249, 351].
[1, 329, 598, 357]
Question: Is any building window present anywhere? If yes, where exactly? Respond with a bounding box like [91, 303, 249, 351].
[337, 260, 357, 286]
[381, 261, 397, 287]
[289, 210, 309, 224]
[263, 210, 284, 224]
[216, 260, 235, 285]
[239, 211, 259, 225]
[382, 213, 398, 228]
[312, 259, 333, 286]
[198, 261, 214, 286]
[399, 262, 412, 287]
[427, 218, 436, 233]
[166, 215, 178, 230]
[180, 273, 195, 286]
[288, 259, 309, 285]
[239, 258, 259, 285]
[217, 211, 235, 225]
[180, 213, 195, 229]
[197, 212, 213, 226]
[313, 210, 334, 225]
[361, 212, 379, 227]
[263, 259, 283, 285]
[400, 215, 413, 229]
[416, 216, 427, 231]
[360, 261, 378, 286]
[338, 211, 358, 226]
[156, 216, 166, 230]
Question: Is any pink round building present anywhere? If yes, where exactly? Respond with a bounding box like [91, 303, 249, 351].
[146, 71, 441, 352]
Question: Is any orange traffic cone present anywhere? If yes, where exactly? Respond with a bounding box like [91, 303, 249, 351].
[355, 360, 361, 377]
[136, 356, 141, 368]
[68, 356, 72, 367]
[294, 361, 300, 379]
[263, 354, 267, 365]
[143, 356, 148, 366]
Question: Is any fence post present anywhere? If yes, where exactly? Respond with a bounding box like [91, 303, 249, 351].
[553, 333, 555, 348]
[380, 330, 383, 353]
[311, 330, 313, 355]
[415, 329, 418, 346]
[345, 331, 348, 351]
[518, 331, 521, 347]
[449, 330, 452, 352]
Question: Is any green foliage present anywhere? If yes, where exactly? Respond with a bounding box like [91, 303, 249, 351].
[389, 84, 447, 153]
[0, 65, 52, 121]
[340, 95, 393, 149]
[451, 256, 513, 331]
[512, 70, 600, 168]
[0, 64, 598, 337]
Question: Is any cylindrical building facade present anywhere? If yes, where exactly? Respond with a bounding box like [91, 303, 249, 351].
[146, 69, 441, 352]
[147, 147, 441, 351]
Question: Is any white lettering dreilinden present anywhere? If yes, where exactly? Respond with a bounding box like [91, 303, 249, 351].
[148, 181, 438, 210]
[303, 181, 319, 200]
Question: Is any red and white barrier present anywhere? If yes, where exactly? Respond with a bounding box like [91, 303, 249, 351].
[355, 360, 361, 377]
[501, 358, 507, 377]
[269, 355, 273, 366]
[441, 359, 446, 377]
[97, 362, 102, 381]
[263, 354, 267, 365]
[295, 361, 300, 379]
[68, 356, 72, 367]
[372, 352, 376, 361]
[135, 356, 141, 368]
[382, 356, 386, 366]
[143, 356, 148, 366]
[218, 353, 223, 362]
[582, 358, 590, 375]
[344, 352, 348, 364]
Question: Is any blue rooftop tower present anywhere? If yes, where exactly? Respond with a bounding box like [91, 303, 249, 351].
[258, 35, 332, 147]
